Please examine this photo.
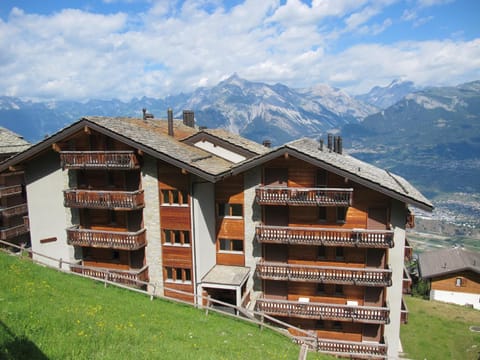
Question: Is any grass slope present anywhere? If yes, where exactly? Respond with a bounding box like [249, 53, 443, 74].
[0, 252, 329, 360]
[401, 296, 480, 360]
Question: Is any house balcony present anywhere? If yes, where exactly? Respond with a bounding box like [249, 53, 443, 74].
[60, 151, 139, 170]
[256, 225, 394, 248]
[256, 186, 353, 207]
[66, 226, 146, 250]
[401, 296, 409, 324]
[256, 261, 392, 287]
[64, 189, 144, 210]
[0, 185, 23, 198]
[0, 223, 29, 240]
[255, 298, 389, 324]
[70, 264, 148, 287]
[0, 203, 28, 218]
[314, 338, 387, 359]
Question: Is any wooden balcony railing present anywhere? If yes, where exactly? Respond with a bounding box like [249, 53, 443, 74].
[0, 185, 23, 198]
[256, 262, 392, 287]
[60, 151, 139, 170]
[0, 203, 28, 218]
[66, 226, 146, 250]
[256, 225, 394, 248]
[315, 338, 387, 359]
[70, 264, 148, 288]
[64, 189, 144, 210]
[255, 298, 389, 324]
[401, 297, 409, 324]
[256, 186, 353, 207]
[0, 223, 29, 240]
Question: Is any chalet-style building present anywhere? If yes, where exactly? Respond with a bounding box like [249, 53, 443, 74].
[418, 247, 480, 310]
[0, 126, 30, 246]
[0, 113, 433, 359]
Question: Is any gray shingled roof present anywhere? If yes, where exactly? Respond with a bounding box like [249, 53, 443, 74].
[85, 117, 235, 176]
[0, 126, 30, 155]
[285, 138, 433, 210]
[418, 247, 480, 279]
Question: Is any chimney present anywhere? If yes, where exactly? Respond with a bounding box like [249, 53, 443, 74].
[327, 134, 333, 151]
[333, 136, 338, 153]
[318, 139, 323, 151]
[167, 108, 174, 137]
[142, 108, 154, 120]
[337, 136, 343, 154]
[262, 139, 271, 148]
[182, 110, 195, 128]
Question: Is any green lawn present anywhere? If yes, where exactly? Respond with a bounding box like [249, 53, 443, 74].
[401, 296, 480, 360]
[0, 252, 329, 360]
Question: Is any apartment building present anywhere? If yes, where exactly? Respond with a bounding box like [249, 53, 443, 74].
[0, 114, 432, 358]
[0, 127, 30, 246]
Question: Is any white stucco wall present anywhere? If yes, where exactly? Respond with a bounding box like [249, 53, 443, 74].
[193, 140, 246, 163]
[25, 150, 73, 269]
[142, 155, 163, 295]
[244, 167, 262, 299]
[384, 199, 407, 359]
[431, 289, 480, 310]
[192, 178, 216, 300]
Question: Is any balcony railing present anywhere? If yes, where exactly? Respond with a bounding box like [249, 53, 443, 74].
[0, 203, 28, 218]
[256, 225, 394, 248]
[255, 298, 389, 324]
[66, 226, 146, 250]
[256, 261, 392, 287]
[64, 189, 144, 210]
[70, 264, 148, 288]
[314, 338, 387, 359]
[0, 224, 29, 240]
[60, 151, 139, 170]
[256, 186, 353, 207]
[0, 185, 23, 198]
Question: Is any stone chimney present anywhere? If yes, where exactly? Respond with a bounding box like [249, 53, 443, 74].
[262, 139, 271, 148]
[167, 108, 174, 137]
[182, 110, 195, 128]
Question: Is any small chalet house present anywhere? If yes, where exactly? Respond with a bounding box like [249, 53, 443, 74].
[418, 247, 480, 310]
[0, 113, 433, 359]
[0, 127, 30, 246]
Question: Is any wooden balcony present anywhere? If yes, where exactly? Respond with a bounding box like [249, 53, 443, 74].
[256, 186, 353, 207]
[0, 223, 29, 240]
[255, 298, 389, 324]
[256, 225, 394, 248]
[401, 297, 408, 324]
[0, 203, 28, 218]
[66, 226, 146, 250]
[0, 185, 23, 198]
[60, 151, 139, 170]
[71, 264, 148, 287]
[64, 189, 144, 210]
[315, 338, 387, 359]
[256, 261, 392, 287]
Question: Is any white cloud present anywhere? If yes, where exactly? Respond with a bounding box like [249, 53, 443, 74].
[0, 1, 478, 101]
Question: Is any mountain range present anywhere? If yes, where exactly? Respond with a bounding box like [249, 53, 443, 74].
[1, 76, 479, 200]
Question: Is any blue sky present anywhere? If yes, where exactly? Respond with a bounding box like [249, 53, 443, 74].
[0, 0, 479, 101]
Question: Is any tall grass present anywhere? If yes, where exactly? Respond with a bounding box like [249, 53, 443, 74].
[0, 252, 329, 359]
[401, 296, 480, 360]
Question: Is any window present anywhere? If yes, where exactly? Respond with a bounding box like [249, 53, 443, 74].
[318, 206, 327, 221]
[335, 247, 344, 260]
[337, 207, 347, 223]
[219, 238, 244, 252]
[163, 229, 190, 246]
[218, 203, 243, 217]
[455, 277, 463, 287]
[334, 284, 344, 296]
[316, 320, 325, 329]
[317, 246, 326, 259]
[332, 321, 342, 331]
[112, 251, 120, 260]
[316, 169, 328, 187]
[165, 267, 192, 283]
[161, 189, 188, 205]
[317, 283, 325, 294]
